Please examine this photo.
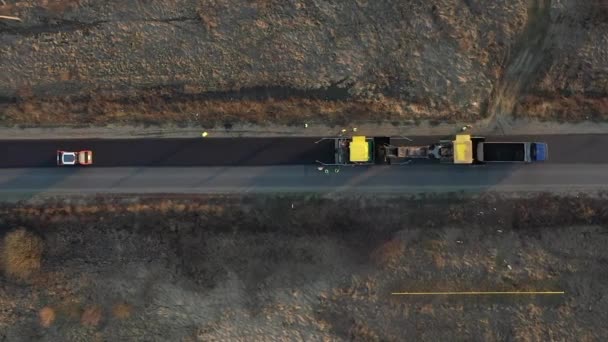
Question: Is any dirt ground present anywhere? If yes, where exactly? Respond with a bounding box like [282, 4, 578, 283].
[0, 193, 607, 341]
[0, 0, 607, 129]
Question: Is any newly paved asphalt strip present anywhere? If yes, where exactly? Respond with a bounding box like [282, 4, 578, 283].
[0, 138, 337, 167]
[0, 134, 607, 167]
[0, 134, 607, 199]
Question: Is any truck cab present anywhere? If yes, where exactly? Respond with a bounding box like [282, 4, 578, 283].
[530, 142, 548, 162]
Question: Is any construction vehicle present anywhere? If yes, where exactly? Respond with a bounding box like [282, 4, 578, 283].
[316, 135, 547, 166]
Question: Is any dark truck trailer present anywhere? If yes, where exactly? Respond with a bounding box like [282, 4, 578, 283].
[476, 141, 548, 163]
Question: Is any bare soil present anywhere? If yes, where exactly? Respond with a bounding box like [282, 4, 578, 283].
[0, 193, 607, 341]
[1, 0, 607, 129]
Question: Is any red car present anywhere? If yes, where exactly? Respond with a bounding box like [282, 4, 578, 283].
[57, 150, 93, 166]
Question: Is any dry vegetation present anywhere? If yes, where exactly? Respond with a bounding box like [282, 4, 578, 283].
[1, 0, 606, 127]
[1, 94, 414, 127]
[510, 0, 608, 121]
[0, 193, 607, 340]
[111, 302, 133, 320]
[38, 306, 56, 328]
[81, 305, 103, 327]
[1, 227, 43, 280]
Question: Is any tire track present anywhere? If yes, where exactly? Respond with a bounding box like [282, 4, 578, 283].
[489, 0, 553, 133]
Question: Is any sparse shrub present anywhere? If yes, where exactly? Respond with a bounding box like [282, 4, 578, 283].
[81, 305, 103, 327]
[40, 0, 82, 14]
[39, 307, 56, 328]
[1, 228, 44, 280]
[112, 302, 133, 320]
[432, 253, 446, 269]
[349, 321, 380, 341]
[419, 304, 434, 315]
[57, 300, 83, 321]
[574, 202, 597, 223]
[370, 239, 405, 269]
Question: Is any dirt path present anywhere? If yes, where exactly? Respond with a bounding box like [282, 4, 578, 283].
[489, 0, 554, 134]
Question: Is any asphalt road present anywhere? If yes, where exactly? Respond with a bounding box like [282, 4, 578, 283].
[0, 164, 606, 200]
[0, 137, 336, 167]
[0, 134, 607, 199]
[0, 134, 607, 167]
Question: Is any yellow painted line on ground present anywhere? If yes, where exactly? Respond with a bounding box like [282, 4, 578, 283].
[391, 291, 564, 296]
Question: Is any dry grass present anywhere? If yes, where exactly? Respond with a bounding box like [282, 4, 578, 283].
[3, 193, 608, 234]
[514, 304, 546, 342]
[419, 304, 435, 315]
[0, 0, 80, 15]
[39, 0, 82, 13]
[370, 238, 405, 269]
[1, 0, 606, 129]
[1, 94, 428, 127]
[515, 94, 608, 121]
[39, 306, 56, 328]
[1, 228, 44, 280]
[432, 253, 446, 269]
[57, 300, 83, 321]
[348, 321, 381, 341]
[0, 193, 604, 340]
[112, 302, 133, 320]
[81, 305, 103, 327]
[8, 199, 225, 224]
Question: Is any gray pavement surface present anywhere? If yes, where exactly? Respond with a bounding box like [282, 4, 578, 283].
[0, 164, 605, 200]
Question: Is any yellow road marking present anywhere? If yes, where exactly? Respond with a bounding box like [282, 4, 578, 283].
[391, 291, 564, 295]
